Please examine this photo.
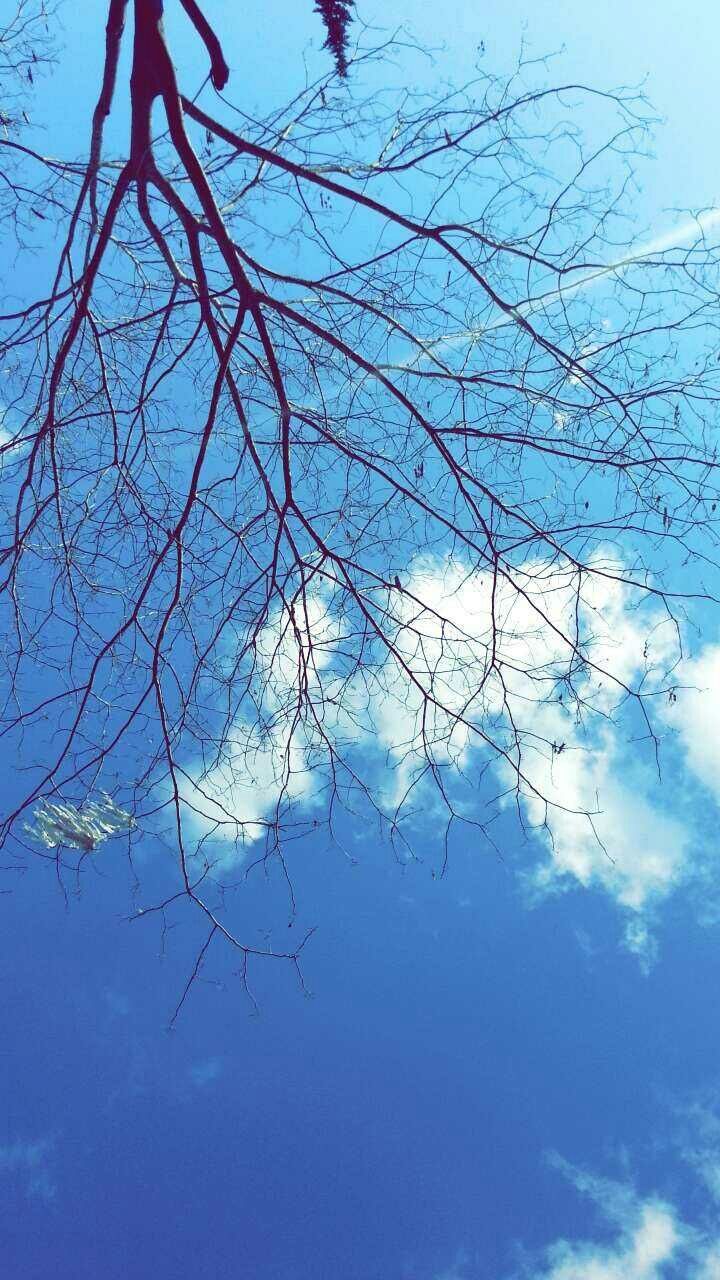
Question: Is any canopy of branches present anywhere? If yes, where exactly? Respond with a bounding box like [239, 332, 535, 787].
[1, 0, 719, 988]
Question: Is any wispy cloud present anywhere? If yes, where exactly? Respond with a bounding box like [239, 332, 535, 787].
[430, 1103, 720, 1279]
[103, 987, 131, 1018]
[0, 1136, 56, 1202]
[670, 1096, 720, 1208]
[504, 1144, 720, 1280]
[189, 1057, 223, 1088]
[384, 208, 720, 372]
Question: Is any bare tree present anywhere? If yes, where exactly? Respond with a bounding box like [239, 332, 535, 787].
[1, 1, 719, 1009]
[0, 0, 58, 233]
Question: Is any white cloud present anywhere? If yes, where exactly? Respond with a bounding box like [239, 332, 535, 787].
[332, 552, 688, 945]
[0, 403, 23, 454]
[662, 646, 720, 801]
[536, 1200, 680, 1280]
[177, 544, 720, 959]
[430, 1108, 720, 1280]
[525, 728, 687, 913]
[181, 588, 341, 858]
[698, 1247, 720, 1280]
[509, 1150, 720, 1280]
[623, 918, 660, 974]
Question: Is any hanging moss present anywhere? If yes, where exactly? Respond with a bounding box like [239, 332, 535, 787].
[313, 0, 355, 77]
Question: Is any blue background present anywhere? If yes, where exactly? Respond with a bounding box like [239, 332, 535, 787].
[2, 3, 720, 1277]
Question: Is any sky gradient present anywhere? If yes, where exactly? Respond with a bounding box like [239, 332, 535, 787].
[3, 4, 720, 1278]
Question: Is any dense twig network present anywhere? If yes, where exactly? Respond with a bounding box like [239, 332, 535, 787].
[2, 1, 720, 1006]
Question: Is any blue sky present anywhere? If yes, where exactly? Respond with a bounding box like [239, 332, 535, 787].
[4, 3, 720, 1278]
